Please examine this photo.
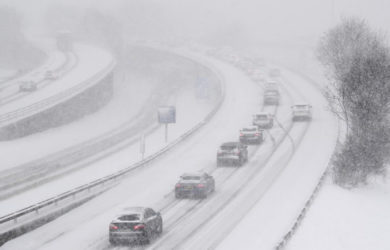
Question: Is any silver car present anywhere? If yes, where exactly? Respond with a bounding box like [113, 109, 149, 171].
[253, 112, 274, 129]
[109, 207, 163, 245]
[291, 104, 312, 121]
[239, 126, 264, 144]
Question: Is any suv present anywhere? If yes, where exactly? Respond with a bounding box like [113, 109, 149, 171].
[239, 126, 264, 144]
[291, 104, 312, 121]
[264, 89, 280, 105]
[217, 142, 248, 167]
[175, 172, 215, 199]
[253, 112, 274, 129]
[109, 207, 163, 245]
[19, 80, 38, 92]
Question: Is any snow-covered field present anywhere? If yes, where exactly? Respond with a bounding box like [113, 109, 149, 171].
[260, 46, 390, 250]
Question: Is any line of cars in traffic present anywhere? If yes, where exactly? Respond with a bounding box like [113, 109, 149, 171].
[108, 48, 313, 246]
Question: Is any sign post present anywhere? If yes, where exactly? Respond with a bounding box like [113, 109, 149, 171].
[158, 106, 176, 143]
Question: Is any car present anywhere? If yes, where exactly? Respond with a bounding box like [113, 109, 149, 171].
[264, 81, 279, 91]
[175, 172, 215, 199]
[264, 89, 280, 105]
[217, 142, 248, 167]
[253, 112, 274, 129]
[239, 126, 264, 144]
[44, 70, 58, 80]
[109, 207, 163, 245]
[19, 80, 38, 92]
[291, 104, 312, 121]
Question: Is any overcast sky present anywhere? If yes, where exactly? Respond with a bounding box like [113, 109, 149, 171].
[2, 0, 390, 47]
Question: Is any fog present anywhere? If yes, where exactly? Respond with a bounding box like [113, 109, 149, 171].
[3, 0, 390, 48]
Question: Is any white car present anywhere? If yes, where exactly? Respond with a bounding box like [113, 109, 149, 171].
[19, 81, 38, 92]
[253, 112, 274, 129]
[291, 104, 312, 121]
[239, 126, 264, 144]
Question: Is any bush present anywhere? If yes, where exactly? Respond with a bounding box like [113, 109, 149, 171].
[319, 18, 390, 186]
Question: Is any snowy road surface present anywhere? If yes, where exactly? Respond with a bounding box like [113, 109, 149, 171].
[2, 48, 338, 250]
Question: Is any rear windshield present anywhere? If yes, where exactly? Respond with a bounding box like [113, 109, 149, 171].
[182, 176, 201, 180]
[118, 214, 140, 221]
[294, 105, 309, 109]
[242, 128, 256, 132]
[221, 145, 237, 150]
[255, 115, 268, 119]
[265, 90, 278, 95]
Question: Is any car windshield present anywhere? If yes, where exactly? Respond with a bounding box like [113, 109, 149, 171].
[118, 214, 140, 221]
[181, 176, 201, 180]
[294, 105, 309, 109]
[242, 128, 256, 132]
[265, 90, 278, 95]
[221, 145, 237, 150]
[255, 115, 268, 119]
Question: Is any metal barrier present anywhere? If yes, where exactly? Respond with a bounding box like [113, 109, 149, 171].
[0, 52, 225, 246]
[0, 60, 116, 126]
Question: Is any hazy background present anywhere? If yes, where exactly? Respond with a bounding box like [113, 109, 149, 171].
[1, 0, 389, 50]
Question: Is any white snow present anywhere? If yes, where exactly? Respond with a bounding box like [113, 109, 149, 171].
[217, 64, 338, 250]
[288, 176, 390, 250]
[0, 46, 262, 250]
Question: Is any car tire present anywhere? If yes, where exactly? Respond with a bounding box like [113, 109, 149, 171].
[141, 230, 151, 244]
[109, 238, 116, 245]
[175, 192, 181, 199]
[156, 220, 163, 235]
[199, 191, 207, 199]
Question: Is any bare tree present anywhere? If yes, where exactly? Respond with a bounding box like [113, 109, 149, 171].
[318, 18, 390, 186]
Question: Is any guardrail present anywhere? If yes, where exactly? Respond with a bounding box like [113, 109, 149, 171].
[274, 64, 345, 250]
[0, 59, 116, 126]
[0, 53, 225, 246]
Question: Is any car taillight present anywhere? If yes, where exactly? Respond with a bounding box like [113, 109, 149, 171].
[175, 183, 181, 188]
[110, 224, 118, 230]
[240, 133, 244, 137]
[134, 224, 145, 230]
[255, 133, 260, 136]
[197, 184, 205, 188]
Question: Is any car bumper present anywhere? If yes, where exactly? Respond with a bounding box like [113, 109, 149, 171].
[109, 231, 145, 242]
[240, 136, 262, 143]
[176, 188, 205, 197]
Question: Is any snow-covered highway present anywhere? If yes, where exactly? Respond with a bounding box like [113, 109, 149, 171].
[1, 46, 338, 250]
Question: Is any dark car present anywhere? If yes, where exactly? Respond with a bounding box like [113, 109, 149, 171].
[217, 142, 248, 167]
[239, 126, 264, 144]
[175, 172, 215, 199]
[109, 207, 163, 245]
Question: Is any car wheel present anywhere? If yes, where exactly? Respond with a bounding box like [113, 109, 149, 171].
[141, 230, 151, 244]
[175, 192, 181, 199]
[199, 191, 207, 199]
[156, 220, 163, 235]
[109, 237, 116, 245]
